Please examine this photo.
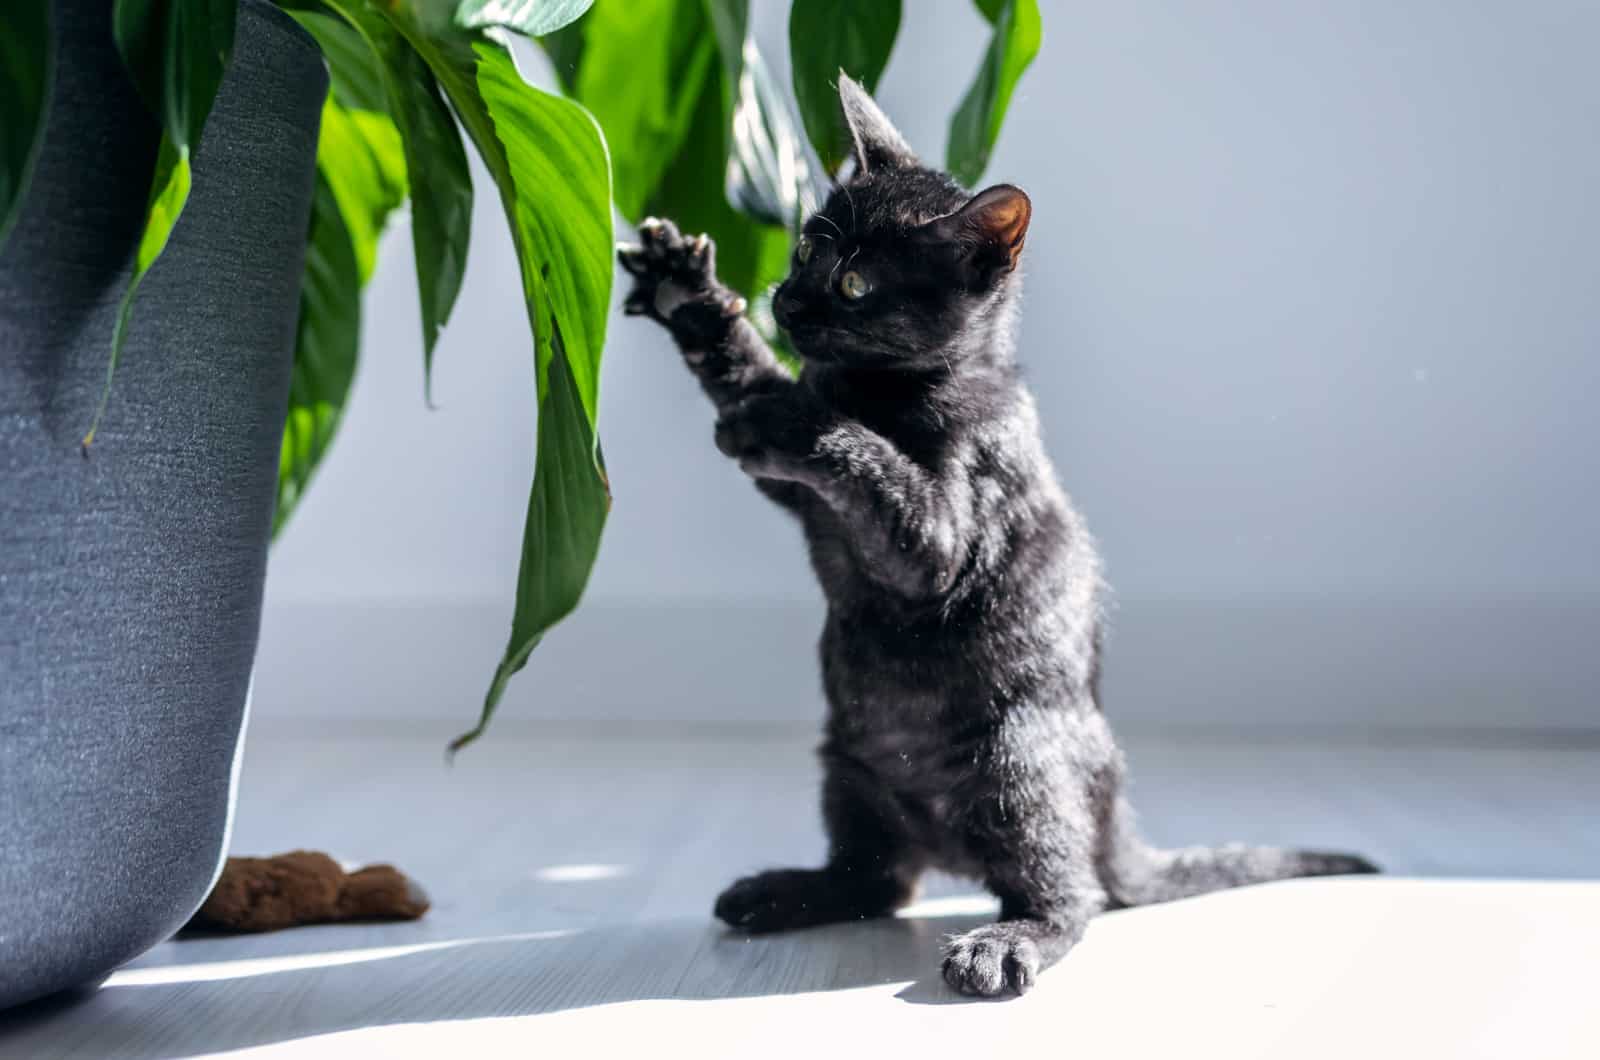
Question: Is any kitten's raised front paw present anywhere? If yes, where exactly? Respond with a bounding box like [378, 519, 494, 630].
[942, 923, 1045, 998]
[713, 393, 831, 483]
[617, 218, 745, 333]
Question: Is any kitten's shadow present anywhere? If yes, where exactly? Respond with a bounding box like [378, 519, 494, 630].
[0, 909, 1005, 1056]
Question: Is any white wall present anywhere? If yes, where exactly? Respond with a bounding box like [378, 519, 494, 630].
[257, 2, 1600, 734]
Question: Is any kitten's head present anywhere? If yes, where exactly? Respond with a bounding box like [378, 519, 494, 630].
[773, 75, 1031, 372]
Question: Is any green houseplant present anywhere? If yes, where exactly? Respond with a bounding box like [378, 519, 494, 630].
[1, 0, 1041, 748]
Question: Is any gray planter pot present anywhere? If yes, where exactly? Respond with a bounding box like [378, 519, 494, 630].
[0, 0, 325, 1009]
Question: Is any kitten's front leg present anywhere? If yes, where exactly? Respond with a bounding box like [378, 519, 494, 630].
[617, 219, 792, 415]
[717, 399, 971, 600]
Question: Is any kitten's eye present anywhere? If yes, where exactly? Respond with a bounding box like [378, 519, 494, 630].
[840, 270, 870, 300]
[796, 236, 813, 265]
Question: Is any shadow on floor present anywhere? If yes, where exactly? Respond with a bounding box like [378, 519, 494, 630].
[0, 909, 1005, 1057]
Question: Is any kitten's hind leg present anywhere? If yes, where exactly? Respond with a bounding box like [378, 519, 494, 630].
[715, 753, 922, 933]
[713, 865, 914, 934]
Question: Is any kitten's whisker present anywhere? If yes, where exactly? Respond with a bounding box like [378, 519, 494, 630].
[814, 213, 844, 239]
[830, 247, 860, 289]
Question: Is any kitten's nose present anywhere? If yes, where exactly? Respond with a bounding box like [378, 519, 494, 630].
[773, 293, 802, 328]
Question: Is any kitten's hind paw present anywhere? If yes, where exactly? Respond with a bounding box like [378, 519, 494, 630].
[714, 870, 817, 934]
[713, 867, 888, 934]
[942, 924, 1046, 998]
[617, 219, 743, 330]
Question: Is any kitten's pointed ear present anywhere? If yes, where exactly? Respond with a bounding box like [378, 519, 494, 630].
[839, 73, 917, 175]
[930, 184, 1033, 277]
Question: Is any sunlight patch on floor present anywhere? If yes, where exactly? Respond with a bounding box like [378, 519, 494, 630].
[896, 893, 999, 920]
[530, 863, 628, 882]
[106, 930, 577, 987]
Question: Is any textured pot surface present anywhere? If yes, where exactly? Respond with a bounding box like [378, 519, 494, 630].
[0, 0, 325, 1009]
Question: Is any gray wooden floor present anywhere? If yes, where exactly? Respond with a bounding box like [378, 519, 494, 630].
[3, 724, 1598, 1058]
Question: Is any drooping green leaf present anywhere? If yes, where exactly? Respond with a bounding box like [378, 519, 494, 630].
[113, 0, 236, 152]
[268, 90, 406, 528]
[726, 44, 818, 228]
[373, 19, 612, 749]
[566, 0, 717, 221]
[456, 41, 612, 749]
[84, 137, 191, 448]
[455, 0, 594, 36]
[271, 7, 427, 529]
[947, 0, 1040, 186]
[539, 14, 587, 94]
[578, 0, 800, 298]
[91, 0, 237, 447]
[316, 97, 407, 283]
[289, 8, 389, 113]
[276, 174, 362, 535]
[0, 0, 52, 248]
[551, 0, 803, 297]
[702, 0, 746, 87]
[469, 40, 610, 420]
[310, 3, 475, 397]
[466, 325, 607, 747]
[370, 28, 473, 392]
[705, 0, 818, 230]
[645, 59, 789, 300]
[788, 0, 900, 174]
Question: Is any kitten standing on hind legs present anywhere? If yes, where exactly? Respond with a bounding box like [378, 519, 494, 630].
[619, 75, 1377, 998]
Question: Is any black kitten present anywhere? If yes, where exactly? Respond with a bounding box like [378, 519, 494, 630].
[619, 76, 1376, 998]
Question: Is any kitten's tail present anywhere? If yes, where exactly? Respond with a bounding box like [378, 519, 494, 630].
[1098, 796, 1379, 909]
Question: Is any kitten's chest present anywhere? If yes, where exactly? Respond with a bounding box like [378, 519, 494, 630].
[827, 712, 992, 873]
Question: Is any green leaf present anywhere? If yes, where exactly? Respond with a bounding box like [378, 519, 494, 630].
[370, 27, 473, 393]
[0, 0, 52, 248]
[610, 0, 799, 297]
[946, 0, 1040, 186]
[455, 0, 594, 36]
[725, 43, 818, 228]
[565, 0, 716, 222]
[463, 325, 607, 750]
[468, 39, 610, 423]
[84, 136, 191, 448]
[113, 0, 237, 153]
[270, 3, 472, 533]
[289, 8, 389, 113]
[552, 0, 803, 296]
[309, 3, 474, 397]
[539, 15, 587, 94]
[376, 19, 612, 749]
[276, 174, 362, 535]
[457, 40, 612, 749]
[316, 97, 407, 283]
[269, 89, 406, 530]
[91, 0, 237, 447]
[701, 0, 746, 85]
[705, 0, 818, 229]
[645, 60, 789, 300]
[788, 0, 901, 174]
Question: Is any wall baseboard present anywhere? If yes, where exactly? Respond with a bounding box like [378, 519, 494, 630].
[253, 595, 1599, 733]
